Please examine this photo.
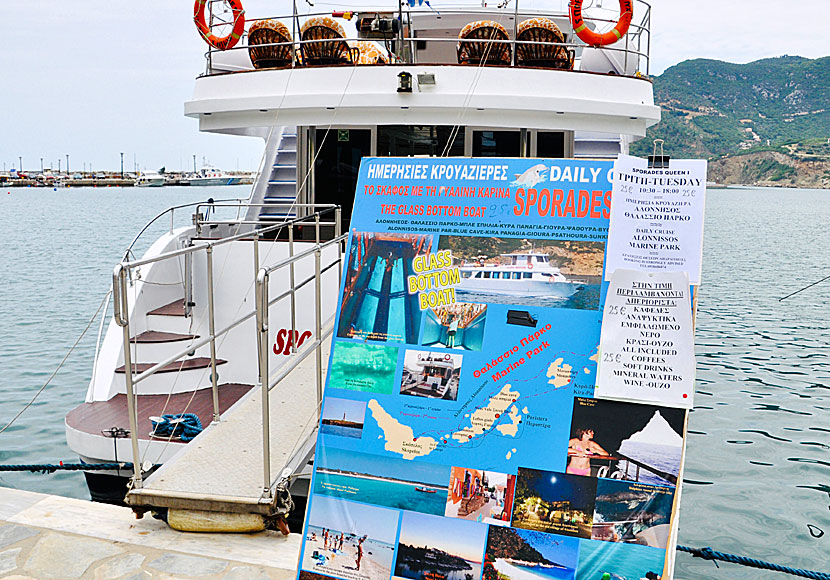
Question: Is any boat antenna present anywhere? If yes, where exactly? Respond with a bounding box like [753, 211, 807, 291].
[778, 273, 830, 301]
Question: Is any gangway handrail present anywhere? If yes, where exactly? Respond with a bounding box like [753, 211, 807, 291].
[112, 204, 344, 493]
[255, 213, 345, 500]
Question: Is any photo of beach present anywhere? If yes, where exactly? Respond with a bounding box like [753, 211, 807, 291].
[568, 398, 685, 486]
[421, 302, 487, 351]
[575, 539, 666, 580]
[484, 527, 578, 580]
[302, 495, 399, 580]
[591, 479, 675, 548]
[338, 231, 432, 343]
[321, 398, 367, 439]
[315, 447, 450, 516]
[328, 341, 399, 394]
[512, 468, 597, 539]
[400, 350, 462, 401]
[394, 511, 487, 580]
[445, 467, 515, 525]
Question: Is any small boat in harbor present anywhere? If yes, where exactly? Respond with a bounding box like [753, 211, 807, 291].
[187, 166, 238, 186]
[134, 170, 166, 187]
[459, 253, 583, 298]
[415, 487, 439, 494]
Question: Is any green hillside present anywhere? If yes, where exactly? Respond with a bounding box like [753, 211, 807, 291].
[631, 56, 830, 160]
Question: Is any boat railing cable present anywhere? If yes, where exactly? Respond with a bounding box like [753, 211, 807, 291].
[779, 273, 830, 301]
[0, 289, 112, 436]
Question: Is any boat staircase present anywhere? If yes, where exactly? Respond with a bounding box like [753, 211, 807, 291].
[77, 201, 346, 533]
[247, 126, 300, 224]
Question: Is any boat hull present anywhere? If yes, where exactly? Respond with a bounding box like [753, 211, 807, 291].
[458, 278, 581, 298]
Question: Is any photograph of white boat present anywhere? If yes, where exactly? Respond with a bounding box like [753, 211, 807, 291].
[440, 236, 605, 309]
[459, 252, 583, 298]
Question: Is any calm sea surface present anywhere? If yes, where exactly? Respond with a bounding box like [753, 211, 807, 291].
[1, 185, 828, 579]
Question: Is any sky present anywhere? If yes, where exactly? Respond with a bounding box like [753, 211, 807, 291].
[399, 510, 488, 561]
[2, 0, 828, 173]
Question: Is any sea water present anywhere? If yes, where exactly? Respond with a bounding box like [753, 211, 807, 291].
[0, 186, 828, 579]
[314, 472, 447, 516]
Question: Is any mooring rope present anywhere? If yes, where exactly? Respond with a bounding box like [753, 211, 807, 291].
[677, 545, 830, 579]
[0, 462, 131, 474]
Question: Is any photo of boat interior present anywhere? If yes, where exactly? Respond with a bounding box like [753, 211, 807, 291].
[339, 232, 432, 343]
[421, 303, 487, 351]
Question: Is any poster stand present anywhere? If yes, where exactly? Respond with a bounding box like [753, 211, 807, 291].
[297, 156, 704, 580]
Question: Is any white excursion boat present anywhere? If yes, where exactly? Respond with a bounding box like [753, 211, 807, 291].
[64, 0, 659, 531]
[459, 252, 583, 298]
[187, 166, 239, 186]
[134, 170, 166, 187]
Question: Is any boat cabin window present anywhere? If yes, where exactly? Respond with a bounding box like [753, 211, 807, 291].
[473, 131, 521, 157]
[461, 271, 472, 278]
[473, 272, 483, 278]
[483, 271, 491, 278]
[536, 132, 566, 158]
[522, 272, 532, 279]
[377, 126, 465, 157]
[512, 272, 522, 280]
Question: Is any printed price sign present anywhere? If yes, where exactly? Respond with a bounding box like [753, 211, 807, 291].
[597, 269, 695, 408]
[605, 154, 707, 284]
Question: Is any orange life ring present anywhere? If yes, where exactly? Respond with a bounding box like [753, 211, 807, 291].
[194, 0, 246, 50]
[569, 0, 632, 46]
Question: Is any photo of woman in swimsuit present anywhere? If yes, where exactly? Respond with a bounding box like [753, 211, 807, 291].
[567, 428, 609, 476]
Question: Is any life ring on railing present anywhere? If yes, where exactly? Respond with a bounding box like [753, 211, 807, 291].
[194, 0, 246, 50]
[569, 0, 632, 46]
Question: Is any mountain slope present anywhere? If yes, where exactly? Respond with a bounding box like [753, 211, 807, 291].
[630, 56, 830, 187]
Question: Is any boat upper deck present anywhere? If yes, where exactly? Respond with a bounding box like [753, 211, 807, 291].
[187, 1, 659, 135]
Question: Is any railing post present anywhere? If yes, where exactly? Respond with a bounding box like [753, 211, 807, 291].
[206, 245, 220, 423]
[113, 265, 143, 489]
[314, 248, 323, 412]
[315, 212, 321, 245]
[255, 268, 272, 497]
[184, 240, 194, 317]
[289, 225, 297, 354]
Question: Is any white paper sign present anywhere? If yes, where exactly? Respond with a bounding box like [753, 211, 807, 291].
[596, 269, 695, 408]
[605, 154, 707, 284]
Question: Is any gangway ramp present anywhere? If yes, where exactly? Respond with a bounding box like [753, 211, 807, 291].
[125, 332, 331, 517]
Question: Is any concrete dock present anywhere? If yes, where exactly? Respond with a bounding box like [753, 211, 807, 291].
[0, 487, 301, 579]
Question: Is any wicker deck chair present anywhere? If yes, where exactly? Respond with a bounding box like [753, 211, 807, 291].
[348, 40, 390, 65]
[248, 19, 293, 69]
[516, 17, 573, 69]
[457, 20, 511, 66]
[300, 17, 357, 66]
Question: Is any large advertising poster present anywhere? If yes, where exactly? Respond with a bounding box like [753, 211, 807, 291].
[299, 157, 688, 580]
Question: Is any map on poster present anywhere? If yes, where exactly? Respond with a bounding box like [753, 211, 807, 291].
[299, 157, 690, 580]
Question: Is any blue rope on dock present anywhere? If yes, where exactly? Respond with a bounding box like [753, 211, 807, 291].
[0, 462, 132, 474]
[677, 545, 830, 579]
[150, 413, 203, 442]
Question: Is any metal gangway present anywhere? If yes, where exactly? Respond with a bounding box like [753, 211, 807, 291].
[118, 204, 345, 527]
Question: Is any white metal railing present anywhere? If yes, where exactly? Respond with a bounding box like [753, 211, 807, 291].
[112, 204, 343, 492]
[202, 0, 652, 75]
[255, 213, 346, 498]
